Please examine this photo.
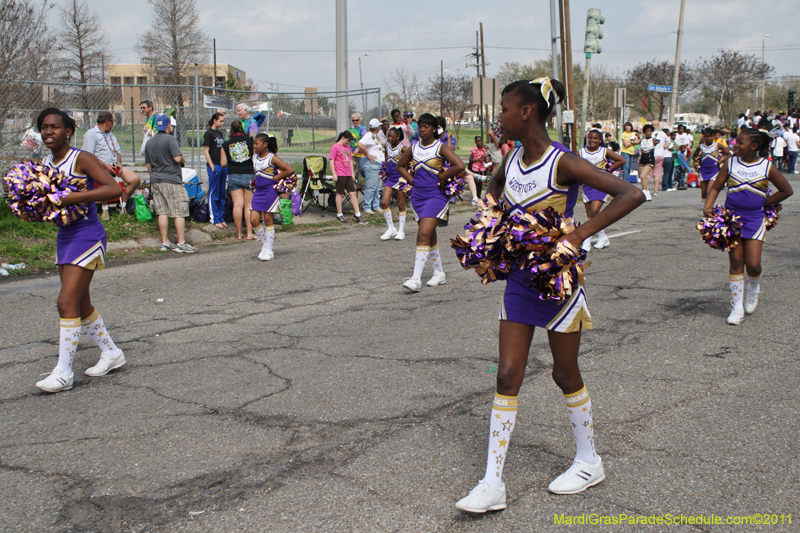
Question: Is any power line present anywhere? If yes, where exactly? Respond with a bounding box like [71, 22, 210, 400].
[216, 46, 470, 53]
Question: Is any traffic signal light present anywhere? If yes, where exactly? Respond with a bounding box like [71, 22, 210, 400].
[584, 8, 605, 54]
[789, 90, 797, 110]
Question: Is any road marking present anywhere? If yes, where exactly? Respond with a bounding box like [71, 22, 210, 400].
[606, 230, 641, 239]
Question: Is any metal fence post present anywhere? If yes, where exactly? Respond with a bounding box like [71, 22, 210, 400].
[194, 64, 199, 172]
[130, 97, 136, 165]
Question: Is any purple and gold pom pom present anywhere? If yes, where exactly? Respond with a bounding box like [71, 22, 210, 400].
[450, 193, 514, 284]
[2, 161, 88, 227]
[696, 205, 742, 251]
[764, 204, 781, 231]
[273, 174, 296, 194]
[397, 177, 413, 197]
[249, 177, 256, 191]
[439, 172, 467, 199]
[519, 240, 587, 304]
[379, 162, 387, 183]
[505, 207, 578, 257]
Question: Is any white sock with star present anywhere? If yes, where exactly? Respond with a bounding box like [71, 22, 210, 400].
[412, 245, 429, 279]
[747, 273, 761, 295]
[81, 309, 118, 356]
[264, 225, 275, 251]
[565, 385, 598, 465]
[428, 244, 444, 274]
[730, 273, 744, 310]
[56, 317, 81, 375]
[483, 392, 518, 487]
[254, 225, 266, 244]
[398, 211, 406, 233]
[383, 209, 395, 230]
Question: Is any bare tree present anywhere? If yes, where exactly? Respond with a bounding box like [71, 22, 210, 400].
[424, 71, 475, 141]
[58, 0, 111, 84]
[696, 50, 773, 127]
[0, 0, 51, 151]
[384, 66, 419, 112]
[574, 63, 616, 123]
[136, 0, 209, 107]
[625, 59, 694, 121]
[496, 59, 552, 90]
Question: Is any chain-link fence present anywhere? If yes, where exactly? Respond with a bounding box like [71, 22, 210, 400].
[0, 79, 382, 177]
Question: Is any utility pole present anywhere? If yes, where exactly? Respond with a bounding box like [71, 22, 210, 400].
[667, 0, 685, 127]
[562, 0, 577, 152]
[335, 0, 348, 134]
[549, 0, 563, 143]
[476, 31, 483, 139]
[480, 23, 488, 138]
[440, 60, 444, 117]
[213, 38, 217, 94]
[762, 34, 769, 111]
[580, 9, 604, 148]
[358, 55, 367, 115]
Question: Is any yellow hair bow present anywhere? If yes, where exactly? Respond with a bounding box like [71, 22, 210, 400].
[530, 77, 554, 108]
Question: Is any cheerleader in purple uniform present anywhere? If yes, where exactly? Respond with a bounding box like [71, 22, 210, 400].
[34, 109, 126, 393]
[454, 79, 643, 514]
[694, 127, 731, 201]
[396, 113, 465, 291]
[250, 133, 294, 261]
[378, 127, 408, 241]
[703, 128, 792, 325]
[579, 129, 625, 251]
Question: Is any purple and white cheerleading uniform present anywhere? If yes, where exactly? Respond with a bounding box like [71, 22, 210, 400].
[44, 149, 106, 270]
[251, 152, 280, 213]
[579, 146, 610, 203]
[384, 142, 403, 189]
[699, 142, 723, 181]
[725, 157, 771, 241]
[500, 143, 593, 332]
[410, 139, 449, 221]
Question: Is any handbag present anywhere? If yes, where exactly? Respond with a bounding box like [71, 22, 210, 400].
[192, 197, 210, 223]
[133, 194, 152, 222]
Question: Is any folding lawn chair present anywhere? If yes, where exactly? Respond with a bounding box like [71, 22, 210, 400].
[301, 156, 334, 215]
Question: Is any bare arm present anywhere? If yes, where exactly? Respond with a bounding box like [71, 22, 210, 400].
[271, 155, 295, 182]
[606, 150, 625, 172]
[396, 148, 415, 183]
[702, 162, 729, 216]
[437, 143, 465, 182]
[485, 151, 511, 199]
[556, 153, 645, 246]
[765, 163, 793, 206]
[63, 151, 122, 205]
[204, 146, 214, 168]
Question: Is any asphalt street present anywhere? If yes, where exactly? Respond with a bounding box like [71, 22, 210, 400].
[1, 179, 798, 532]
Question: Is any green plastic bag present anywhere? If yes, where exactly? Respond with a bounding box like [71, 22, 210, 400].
[280, 198, 293, 225]
[133, 194, 152, 222]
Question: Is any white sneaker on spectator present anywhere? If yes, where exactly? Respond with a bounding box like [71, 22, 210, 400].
[643, 190, 652, 201]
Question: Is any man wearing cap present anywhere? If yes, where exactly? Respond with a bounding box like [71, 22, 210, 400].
[144, 115, 197, 254]
[357, 118, 386, 213]
[82, 112, 142, 212]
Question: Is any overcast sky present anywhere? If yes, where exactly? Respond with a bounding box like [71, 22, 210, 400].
[84, 0, 799, 94]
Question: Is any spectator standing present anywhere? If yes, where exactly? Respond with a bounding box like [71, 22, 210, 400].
[436, 116, 457, 151]
[144, 115, 196, 253]
[349, 112, 367, 179]
[377, 119, 390, 144]
[620, 122, 639, 183]
[81, 112, 141, 212]
[391, 109, 412, 148]
[222, 121, 255, 239]
[357, 118, 386, 214]
[236, 103, 259, 137]
[139, 99, 157, 155]
[487, 124, 503, 171]
[468, 136, 488, 175]
[771, 133, 786, 171]
[203, 112, 228, 228]
[785, 126, 799, 174]
[654, 127, 673, 192]
[329, 131, 363, 224]
[404, 111, 418, 143]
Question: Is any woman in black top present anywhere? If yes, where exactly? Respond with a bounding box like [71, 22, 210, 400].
[222, 121, 255, 239]
[203, 112, 228, 228]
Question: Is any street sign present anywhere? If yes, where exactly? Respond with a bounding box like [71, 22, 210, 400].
[563, 110, 574, 124]
[647, 84, 673, 93]
[203, 94, 234, 110]
[613, 87, 627, 108]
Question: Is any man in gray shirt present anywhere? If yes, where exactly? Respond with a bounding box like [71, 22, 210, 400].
[144, 115, 197, 253]
[82, 111, 141, 213]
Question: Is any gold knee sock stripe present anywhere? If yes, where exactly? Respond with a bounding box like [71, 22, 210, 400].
[564, 385, 590, 407]
[729, 273, 744, 282]
[60, 317, 81, 328]
[81, 308, 100, 326]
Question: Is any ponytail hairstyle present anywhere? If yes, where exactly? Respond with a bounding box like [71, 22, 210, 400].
[336, 130, 354, 143]
[740, 127, 770, 157]
[37, 108, 76, 139]
[388, 126, 404, 141]
[417, 113, 439, 138]
[208, 112, 224, 127]
[500, 77, 566, 122]
[586, 128, 605, 146]
[229, 120, 245, 137]
[256, 133, 278, 153]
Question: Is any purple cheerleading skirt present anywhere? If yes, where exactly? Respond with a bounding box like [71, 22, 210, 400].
[700, 161, 719, 181]
[56, 216, 107, 270]
[582, 184, 608, 203]
[385, 162, 402, 189]
[251, 177, 280, 213]
[411, 169, 449, 220]
[500, 270, 593, 332]
[726, 194, 766, 241]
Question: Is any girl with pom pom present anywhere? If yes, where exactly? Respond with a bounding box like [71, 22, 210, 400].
[579, 128, 625, 251]
[378, 126, 408, 241]
[693, 127, 731, 202]
[250, 133, 294, 261]
[455, 79, 643, 514]
[35, 108, 127, 393]
[703, 128, 792, 325]
[396, 113, 465, 291]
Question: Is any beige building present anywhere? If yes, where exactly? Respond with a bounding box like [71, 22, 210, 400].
[107, 63, 247, 90]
